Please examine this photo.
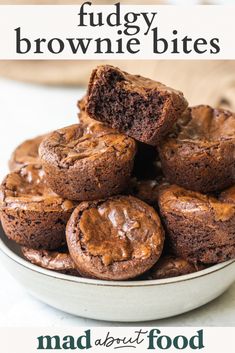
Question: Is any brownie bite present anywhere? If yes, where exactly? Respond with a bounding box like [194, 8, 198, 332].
[158, 185, 235, 265]
[9, 134, 47, 171]
[39, 123, 136, 201]
[0, 164, 76, 249]
[147, 255, 203, 280]
[21, 246, 80, 276]
[158, 105, 235, 193]
[66, 195, 165, 280]
[86, 65, 188, 146]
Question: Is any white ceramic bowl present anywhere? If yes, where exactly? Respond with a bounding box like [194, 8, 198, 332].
[0, 225, 235, 322]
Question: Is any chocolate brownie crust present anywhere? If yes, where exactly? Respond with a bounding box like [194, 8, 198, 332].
[87, 65, 188, 146]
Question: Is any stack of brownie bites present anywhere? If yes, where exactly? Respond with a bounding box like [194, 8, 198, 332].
[1, 65, 235, 281]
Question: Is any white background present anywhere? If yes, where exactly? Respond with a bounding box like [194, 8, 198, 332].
[0, 78, 235, 327]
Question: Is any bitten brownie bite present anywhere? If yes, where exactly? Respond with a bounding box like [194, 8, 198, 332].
[9, 134, 47, 171]
[158, 185, 235, 265]
[147, 255, 203, 280]
[158, 105, 235, 193]
[86, 65, 188, 146]
[39, 123, 136, 201]
[66, 195, 165, 280]
[0, 164, 76, 249]
[21, 247, 80, 276]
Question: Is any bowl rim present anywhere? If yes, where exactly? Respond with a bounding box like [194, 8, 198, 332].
[0, 235, 235, 288]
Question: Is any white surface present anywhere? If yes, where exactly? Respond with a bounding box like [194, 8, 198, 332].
[0, 78, 235, 327]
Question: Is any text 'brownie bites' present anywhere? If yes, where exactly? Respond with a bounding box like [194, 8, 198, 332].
[87, 65, 188, 146]
[0, 164, 76, 249]
[39, 123, 136, 201]
[158, 185, 235, 265]
[158, 105, 235, 193]
[66, 196, 165, 280]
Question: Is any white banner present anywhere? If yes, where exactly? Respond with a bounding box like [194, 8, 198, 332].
[0, 327, 235, 352]
[0, 4, 234, 59]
